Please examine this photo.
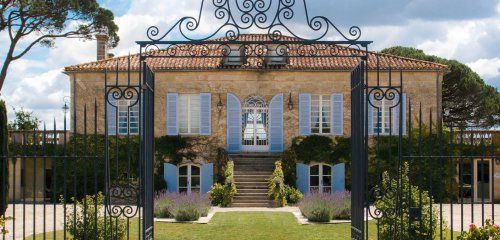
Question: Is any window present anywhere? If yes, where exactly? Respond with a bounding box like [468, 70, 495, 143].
[179, 95, 201, 134]
[309, 164, 332, 193]
[311, 95, 331, 134]
[117, 99, 139, 135]
[371, 99, 392, 135]
[178, 164, 201, 194]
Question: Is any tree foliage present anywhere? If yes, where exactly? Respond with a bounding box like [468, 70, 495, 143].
[381, 46, 500, 128]
[0, 0, 119, 92]
[7, 107, 39, 130]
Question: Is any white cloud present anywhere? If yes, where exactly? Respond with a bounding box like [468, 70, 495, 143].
[468, 58, 500, 79]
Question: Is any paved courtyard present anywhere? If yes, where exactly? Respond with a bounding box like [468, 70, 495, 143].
[2, 204, 500, 239]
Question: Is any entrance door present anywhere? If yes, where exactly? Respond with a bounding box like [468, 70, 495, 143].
[242, 95, 269, 152]
[179, 164, 201, 194]
[309, 164, 332, 193]
[474, 159, 492, 202]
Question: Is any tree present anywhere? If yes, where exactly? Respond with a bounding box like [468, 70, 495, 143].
[381, 46, 500, 128]
[0, 0, 120, 93]
[7, 107, 39, 130]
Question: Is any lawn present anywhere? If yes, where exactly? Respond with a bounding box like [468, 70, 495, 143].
[32, 212, 458, 240]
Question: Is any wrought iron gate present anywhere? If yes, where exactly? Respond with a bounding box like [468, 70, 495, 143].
[350, 60, 499, 239]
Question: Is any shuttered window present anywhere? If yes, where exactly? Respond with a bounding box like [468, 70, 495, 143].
[117, 99, 139, 135]
[178, 95, 201, 134]
[311, 95, 331, 134]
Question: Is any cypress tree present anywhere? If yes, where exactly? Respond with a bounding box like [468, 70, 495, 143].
[0, 100, 8, 215]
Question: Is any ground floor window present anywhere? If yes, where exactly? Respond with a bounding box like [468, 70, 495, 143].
[178, 164, 201, 194]
[309, 163, 332, 193]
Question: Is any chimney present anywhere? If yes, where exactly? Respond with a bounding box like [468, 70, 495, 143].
[96, 34, 109, 61]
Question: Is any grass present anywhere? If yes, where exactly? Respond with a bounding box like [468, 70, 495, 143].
[31, 212, 459, 240]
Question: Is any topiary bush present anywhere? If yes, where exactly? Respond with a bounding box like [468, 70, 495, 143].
[0, 215, 6, 235]
[64, 192, 126, 240]
[209, 160, 236, 207]
[268, 161, 287, 207]
[375, 162, 444, 240]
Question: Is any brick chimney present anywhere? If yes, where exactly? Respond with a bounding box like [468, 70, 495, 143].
[96, 34, 109, 61]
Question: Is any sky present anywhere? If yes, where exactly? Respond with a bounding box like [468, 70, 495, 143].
[0, 0, 499, 128]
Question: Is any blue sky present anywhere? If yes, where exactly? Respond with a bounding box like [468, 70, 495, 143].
[1, 0, 499, 127]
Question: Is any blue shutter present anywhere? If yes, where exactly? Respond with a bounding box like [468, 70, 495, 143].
[166, 93, 178, 135]
[164, 163, 178, 193]
[107, 95, 117, 135]
[226, 93, 242, 153]
[269, 93, 284, 152]
[299, 93, 311, 136]
[367, 94, 374, 135]
[201, 163, 214, 194]
[331, 93, 344, 136]
[296, 163, 309, 194]
[200, 93, 212, 135]
[332, 163, 345, 193]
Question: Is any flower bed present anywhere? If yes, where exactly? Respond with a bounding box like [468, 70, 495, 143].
[154, 191, 211, 221]
[298, 191, 351, 222]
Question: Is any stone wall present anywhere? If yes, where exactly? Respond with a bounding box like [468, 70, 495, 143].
[68, 70, 443, 149]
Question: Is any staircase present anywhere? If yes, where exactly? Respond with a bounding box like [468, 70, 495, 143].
[230, 153, 280, 207]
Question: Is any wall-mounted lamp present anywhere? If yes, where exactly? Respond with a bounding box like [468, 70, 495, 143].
[288, 92, 294, 110]
[217, 93, 224, 112]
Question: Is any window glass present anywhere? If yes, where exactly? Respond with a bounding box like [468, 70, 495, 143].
[178, 95, 201, 134]
[116, 98, 139, 135]
[311, 95, 331, 134]
[310, 165, 319, 175]
[373, 99, 393, 134]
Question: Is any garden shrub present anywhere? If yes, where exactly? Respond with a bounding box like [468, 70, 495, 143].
[280, 150, 297, 186]
[154, 192, 210, 221]
[299, 191, 351, 222]
[458, 220, 500, 240]
[168, 193, 210, 221]
[209, 161, 236, 207]
[291, 135, 334, 164]
[268, 161, 287, 207]
[64, 192, 126, 240]
[375, 162, 444, 240]
[284, 185, 303, 205]
[0, 215, 6, 235]
[153, 190, 173, 218]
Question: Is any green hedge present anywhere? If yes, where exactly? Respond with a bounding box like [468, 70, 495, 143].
[0, 100, 7, 215]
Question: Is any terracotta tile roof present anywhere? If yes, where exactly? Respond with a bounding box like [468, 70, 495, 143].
[64, 34, 448, 72]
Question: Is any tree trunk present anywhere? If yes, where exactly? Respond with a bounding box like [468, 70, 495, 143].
[0, 57, 12, 94]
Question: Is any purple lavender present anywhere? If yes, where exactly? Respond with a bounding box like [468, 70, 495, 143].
[299, 191, 351, 222]
[154, 191, 211, 221]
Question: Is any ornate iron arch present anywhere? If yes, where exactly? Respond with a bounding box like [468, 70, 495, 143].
[136, 0, 373, 62]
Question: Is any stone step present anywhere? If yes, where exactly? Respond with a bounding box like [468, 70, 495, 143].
[234, 171, 272, 175]
[234, 166, 275, 171]
[232, 199, 270, 203]
[234, 175, 269, 182]
[230, 153, 281, 158]
[234, 194, 268, 200]
[236, 185, 268, 190]
[237, 188, 268, 194]
[231, 202, 271, 207]
[232, 161, 276, 165]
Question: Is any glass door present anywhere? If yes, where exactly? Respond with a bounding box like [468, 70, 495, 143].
[309, 164, 332, 193]
[178, 164, 201, 194]
[474, 159, 491, 202]
[242, 96, 269, 152]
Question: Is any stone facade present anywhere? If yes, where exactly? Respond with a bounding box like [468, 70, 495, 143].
[68, 70, 443, 150]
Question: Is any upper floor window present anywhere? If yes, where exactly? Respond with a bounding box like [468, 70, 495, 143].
[311, 95, 331, 134]
[117, 99, 139, 135]
[179, 94, 201, 134]
[371, 99, 392, 135]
